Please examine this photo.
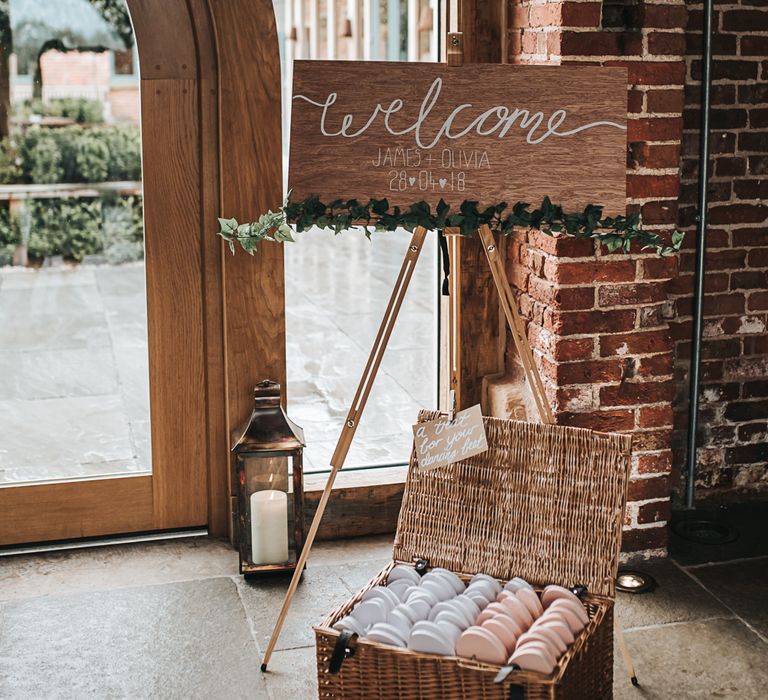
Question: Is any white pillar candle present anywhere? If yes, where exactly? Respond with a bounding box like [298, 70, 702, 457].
[250, 490, 289, 565]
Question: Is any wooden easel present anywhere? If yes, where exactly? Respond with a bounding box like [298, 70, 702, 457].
[261, 28, 638, 686]
[260, 217, 556, 670]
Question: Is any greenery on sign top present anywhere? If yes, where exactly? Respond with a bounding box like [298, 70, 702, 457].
[218, 195, 684, 257]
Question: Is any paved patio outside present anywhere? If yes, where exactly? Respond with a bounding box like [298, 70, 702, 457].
[0, 228, 437, 483]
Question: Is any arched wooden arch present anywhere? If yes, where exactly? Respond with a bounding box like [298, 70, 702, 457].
[126, 0, 284, 537]
[0, 0, 283, 546]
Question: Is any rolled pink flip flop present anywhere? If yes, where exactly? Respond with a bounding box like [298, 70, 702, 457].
[547, 600, 589, 627]
[497, 592, 534, 628]
[530, 615, 574, 646]
[481, 617, 517, 653]
[515, 587, 544, 619]
[508, 642, 556, 675]
[541, 585, 582, 609]
[477, 602, 517, 625]
[456, 626, 508, 665]
[516, 627, 566, 658]
[548, 597, 589, 627]
[491, 610, 524, 638]
[542, 603, 584, 635]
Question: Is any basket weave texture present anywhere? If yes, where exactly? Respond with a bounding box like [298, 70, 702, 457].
[315, 413, 632, 699]
[395, 412, 633, 597]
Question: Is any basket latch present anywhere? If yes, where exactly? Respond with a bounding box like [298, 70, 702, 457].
[570, 584, 587, 599]
[415, 558, 429, 576]
[328, 631, 358, 674]
[494, 665, 525, 698]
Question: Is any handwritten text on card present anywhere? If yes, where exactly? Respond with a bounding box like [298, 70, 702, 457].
[413, 405, 489, 471]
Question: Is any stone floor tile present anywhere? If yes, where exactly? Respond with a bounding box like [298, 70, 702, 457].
[613, 618, 768, 699]
[334, 557, 392, 594]
[0, 577, 267, 700]
[235, 564, 353, 652]
[670, 503, 768, 566]
[112, 344, 151, 423]
[614, 560, 730, 630]
[304, 434, 411, 472]
[382, 347, 439, 407]
[95, 263, 147, 298]
[129, 419, 152, 468]
[0, 282, 104, 320]
[0, 310, 111, 352]
[0, 347, 117, 400]
[0, 537, 238, 601]
[688, 557, 768, 638]
[0, 266, 97, 290]
[263, 647, 318, 700]
[0, 394, 135, 482]
[310, 534, 393, 567]
[1, 233, 436, 483]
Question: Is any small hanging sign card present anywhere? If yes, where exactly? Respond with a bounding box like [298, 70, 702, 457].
[288, 61, 627, 215]
[413, 405, 489, 471]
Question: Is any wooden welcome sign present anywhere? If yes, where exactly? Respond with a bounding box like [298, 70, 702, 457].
[288, 61, 628, 215]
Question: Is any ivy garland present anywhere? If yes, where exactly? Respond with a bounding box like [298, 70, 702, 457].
[218, 195, 684, 257]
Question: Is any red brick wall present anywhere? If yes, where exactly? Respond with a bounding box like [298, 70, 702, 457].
[41, 50, 111, 88]
[505, 0, 687, 556]
[672, 0, 768, 499]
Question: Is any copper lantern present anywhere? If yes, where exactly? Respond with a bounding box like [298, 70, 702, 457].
[231, 380, 306, 577]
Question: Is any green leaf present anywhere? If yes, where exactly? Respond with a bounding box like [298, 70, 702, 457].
[218, 217, 238, 235]
[274, 224, 295, 242]
[217, 193, 682, 258]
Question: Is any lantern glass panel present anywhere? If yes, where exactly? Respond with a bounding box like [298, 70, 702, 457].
[240, 451, 299, 568]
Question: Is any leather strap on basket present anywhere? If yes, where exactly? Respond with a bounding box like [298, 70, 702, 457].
[495, 665, 525, 699]
[570, 584, 587, 599]
[328, 631, 358, 674]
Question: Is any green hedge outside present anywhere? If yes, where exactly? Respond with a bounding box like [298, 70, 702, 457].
[15, 98, 105, 125]
[0, 124, 142, 185]
[0, 195, 144, 265]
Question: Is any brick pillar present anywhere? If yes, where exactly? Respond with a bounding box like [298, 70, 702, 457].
[504, 0, 687, 556]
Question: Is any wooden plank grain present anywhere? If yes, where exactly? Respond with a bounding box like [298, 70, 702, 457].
[0, 477, 154, 546]
[208, 0, 286, 445]
[189, 0, 229, 537]
[289, 61, 628, 215]
[141, 79, 208, 529]
[127, 0, 197, 80]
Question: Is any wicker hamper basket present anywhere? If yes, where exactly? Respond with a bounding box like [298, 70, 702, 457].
[315, 412, 633, 700]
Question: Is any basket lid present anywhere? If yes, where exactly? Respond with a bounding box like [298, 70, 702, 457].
[393, 412, 632, 598]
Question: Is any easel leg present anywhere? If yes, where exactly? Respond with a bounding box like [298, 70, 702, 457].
[616, 617, 639, 686]
[477, 224, 554, 424]
[260, 226, 429, 671]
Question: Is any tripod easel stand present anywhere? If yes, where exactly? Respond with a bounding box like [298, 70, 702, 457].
[260, 29, 638, 686]
[261, 221, 554, 671]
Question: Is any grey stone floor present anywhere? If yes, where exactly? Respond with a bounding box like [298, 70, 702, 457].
[0, 229, 437, 483]
[0, 533, 766, 699]
[284, 228, 437, 472]
[0, 264, 151, 484]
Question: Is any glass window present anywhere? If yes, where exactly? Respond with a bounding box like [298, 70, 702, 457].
[274, 0, 440, 473]
[0, 0, 150, 485]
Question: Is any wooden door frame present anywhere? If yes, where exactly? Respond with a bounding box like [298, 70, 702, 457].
[0, 0, 283, 545]
[128, 0, 286, 539]
[1, 0, 505, 546]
